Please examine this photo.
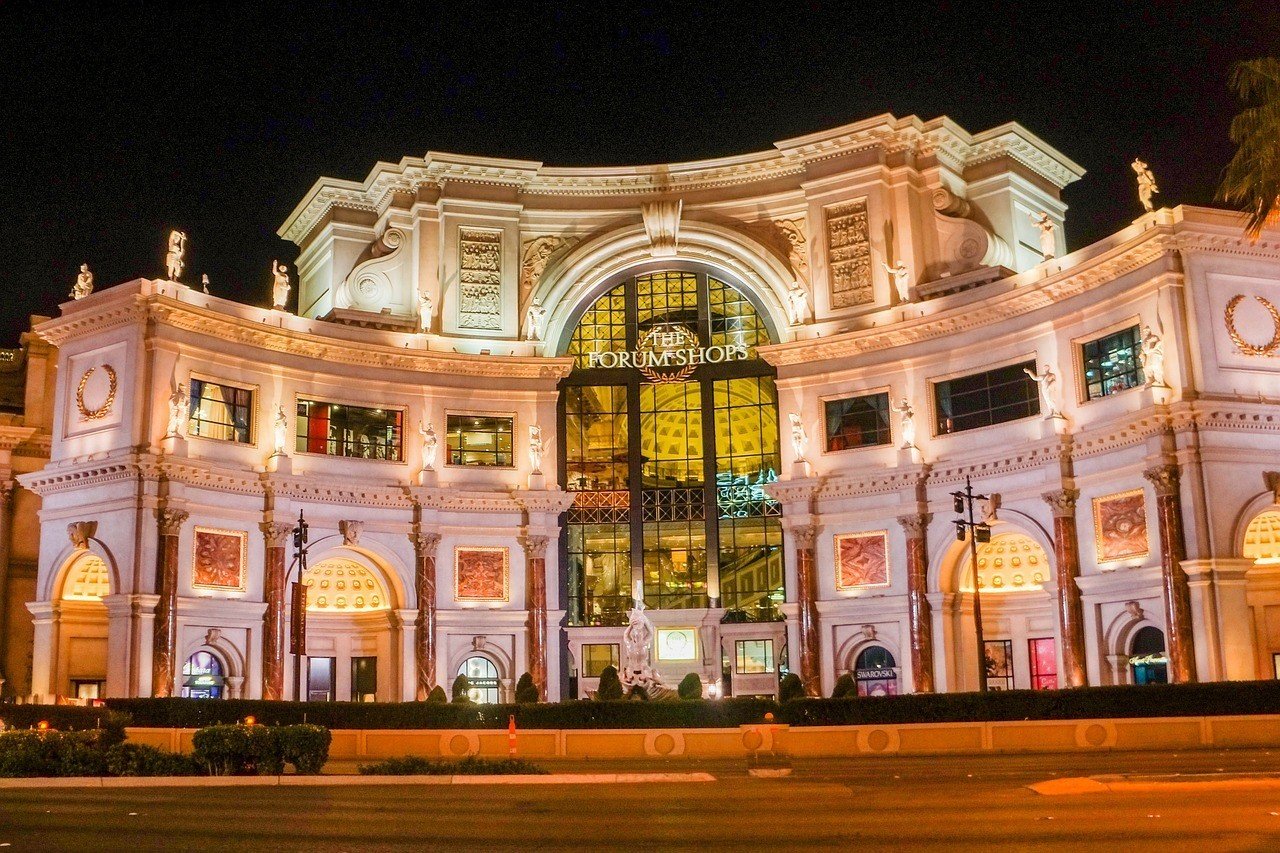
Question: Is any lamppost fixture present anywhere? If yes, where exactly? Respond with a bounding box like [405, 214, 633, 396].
[951, 476, 992, 693]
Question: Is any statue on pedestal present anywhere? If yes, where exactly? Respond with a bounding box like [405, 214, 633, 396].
[1029, 213, 1056, 260]
[272, 404, 289, 456]
[788, 413, 808, 463]
[882, 260, 911, 304]
[619, 579, 668, 697]
[419, 420, 438, 471]
[1024, 363, 1061, 418]
[418, 291, 434, 333]
[1139, 323, 1167, 387]
[528, 424, 544, 474]
[1132, 158, 1159, 213]
[891, 397, 916, 448]
[165, 230, 187, 281]
[786, 283, 809, 325]
[201, 274, 210, 294]
[71, 263, 94, 300]
[271, 261, 291, 310]
[525, 299, 547, 342]
[166, 382, 189, 438]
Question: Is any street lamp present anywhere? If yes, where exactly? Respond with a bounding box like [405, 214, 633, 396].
[951, 476, 992, 693]
[289, 510, 310, 702]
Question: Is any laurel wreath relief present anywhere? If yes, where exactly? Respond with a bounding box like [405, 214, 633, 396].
[1225, 294, 1280, 357]
[76, 364, 118, 421]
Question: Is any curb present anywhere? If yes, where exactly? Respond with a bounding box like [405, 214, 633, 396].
[0, 771, 717, 790]
[1029, 774, 1280, 796]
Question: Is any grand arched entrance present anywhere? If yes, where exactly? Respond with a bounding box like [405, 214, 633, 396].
[558, 267, 785, 627]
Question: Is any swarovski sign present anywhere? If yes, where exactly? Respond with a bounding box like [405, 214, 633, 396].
[585, 323, 749, 383]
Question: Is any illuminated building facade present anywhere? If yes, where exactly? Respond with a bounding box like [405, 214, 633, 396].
[15, 113, 1280, 703]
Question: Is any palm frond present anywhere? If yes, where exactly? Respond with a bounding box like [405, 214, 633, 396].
[1218, 58, 1280, 238]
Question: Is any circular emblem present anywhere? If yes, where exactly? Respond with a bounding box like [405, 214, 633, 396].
[76, 365, 118, 421]
[636, 323, 699, 384]
[1225, 294, 1280, 357]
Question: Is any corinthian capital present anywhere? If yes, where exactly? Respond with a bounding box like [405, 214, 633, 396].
[259, 520, 293, 547]
[790, 524, 819, 550]
[155, 508, 189, 536]
[411, 531, 442, 557]
[522, 535, 550, 559]
[1041, 488, 1080, 518]
[896, 513, 933, 540]
[1143, 463, 1180, 497]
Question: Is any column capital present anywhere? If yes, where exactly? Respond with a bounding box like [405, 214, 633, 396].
[522, 534, 551, 559]
[259, 520, 293, 547]
[155, 508, 189, 536]
[411, 531, 442, 556]
[1041, 488, 1080, 518]
[896, 513, 933, 540]
[790, 524, 818, 550]
[1143, 463, 1181, 497]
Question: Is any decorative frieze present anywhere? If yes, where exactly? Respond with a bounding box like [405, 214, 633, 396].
[458, 227, 503, 331]
[520, 235, 577, 304]
[825, 199, 873, 308]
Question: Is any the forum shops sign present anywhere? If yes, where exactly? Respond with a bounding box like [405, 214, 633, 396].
[585, 323, 748, 383]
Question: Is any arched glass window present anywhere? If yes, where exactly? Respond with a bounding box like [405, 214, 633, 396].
[853, 646, 898, 697]
[561, 269, 783, 624]
[459, 656, 500, 704]
[1129, 626, 1168, 685]
[181, 651, 224, 699]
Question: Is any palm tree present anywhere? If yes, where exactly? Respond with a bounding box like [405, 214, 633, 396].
[1218, 58, 1280, 239]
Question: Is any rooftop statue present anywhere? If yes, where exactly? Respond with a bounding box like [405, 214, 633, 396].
[1132, 158, 1159, 213]
[165, 230, 187, 281]
[271, 261, 291, 310]
[1029, 213, 1056, 260]
[71, 263, 93, 300]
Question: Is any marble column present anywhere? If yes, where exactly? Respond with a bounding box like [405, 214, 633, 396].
[0, 481, 15, 672]
[411, 531, 441, 699]
[1144, 463, 1198, 683]
[151, 508, 188, 698]
[1043, 488, 1088, 687]
[523, 535, 550, 698]
[793, 524, 820, 697]
[259, 521, 292, 700]
[897, 514, 935, 693]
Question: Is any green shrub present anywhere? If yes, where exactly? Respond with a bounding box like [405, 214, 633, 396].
[358, 756, 548, 776]
[104, 743, 202, 777]
[514, 672, 540, 703]
[831, 673, 856, 699]
[677, 673, 703, 700]
[627, 685, 649, 701]
[191, 724, 284, 776]
[0, 730, 108, 778]
[779, 673, 805, 703]
[427, 685, 448, 703]
[0, 708, 129, 746]
[595, 665, 624, 701]
[451, 675, 473, 703]
[277, 724, 332, 774]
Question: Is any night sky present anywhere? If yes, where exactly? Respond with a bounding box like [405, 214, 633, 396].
[3, 3, 1277, 345]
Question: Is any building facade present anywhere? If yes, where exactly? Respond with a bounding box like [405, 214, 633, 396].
[16, 113, 1280, 703]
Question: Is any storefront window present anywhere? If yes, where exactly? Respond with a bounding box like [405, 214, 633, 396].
[181, 651, 224, 700]
[824, 392, 891, 452]
[854, 646, 898, 696]
[1129, 626, 1168, 684]
[581, 643, 619, 677]
[296, 400, 403, 461]
[189, 378, 253, 443]
[735, 639, 775, 674]
[1028, 637, 1057, 690]
[446, 414, 514, 467]
[350, 656, 377, 702]
[935, 361, 1039, 435]
[984, 639, 1014, 690]
[459, 656, 500, 703]
[1082, 325, 1141, 400]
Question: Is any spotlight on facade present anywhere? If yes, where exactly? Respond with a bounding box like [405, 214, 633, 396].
[243, 715, 256, 727]
[975, 524, 992, 544]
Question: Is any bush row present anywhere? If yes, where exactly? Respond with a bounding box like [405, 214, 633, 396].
[94, 680, 1280, 729]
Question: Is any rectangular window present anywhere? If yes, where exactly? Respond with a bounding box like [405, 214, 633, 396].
[447, 414, 514, 467]
[307, 657, 335, 702]
[1028, 637, 1057, 690]
[1081, 325, 1142, 400]
[581, 643, 620, 677]
[188, 378, 253, 443]
[350, 656, 377, 702]
[984, 639, 1014, 690]
[1273, 652, 1280, 680]
[735, 639, 775, 674]
[296, 400, 403, 461]
[934, 360, 1039, 435]
[824, 392, 891, 452]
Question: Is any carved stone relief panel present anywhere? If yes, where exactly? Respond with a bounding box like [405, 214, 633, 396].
[825, 199, 873, 308]
[192, 527, 248, 591]
[520, 235, 578, 308]
[455, 546, 510, 602]
[458, 227, 503, 331]
[834, 530, 890, 591]
[743, 218, 809, 283]
[1092, 489, 1149, 563]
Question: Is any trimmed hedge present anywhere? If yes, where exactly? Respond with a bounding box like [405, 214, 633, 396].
[0, 707, 129, 744]
[0, 730, 108, 777]
[191, 723, 331, 775]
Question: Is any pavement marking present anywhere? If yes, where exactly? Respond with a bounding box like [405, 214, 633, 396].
[0, 772, 717, 790]
[1030, 773, 1280, 796]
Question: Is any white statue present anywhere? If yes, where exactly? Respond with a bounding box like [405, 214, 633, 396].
[525, 299, 548, 342]
[165, 230, 187, 281]
[272, 404, 288, 455]
[1132, 158, 1159, 213]
[419, 420, 438, 471]
[1023, 363, 1061, 418]
[528, 424, 544, 474]
[618, 578, 666, 694]
[166, 382, 189, 438]
[786, 283, 809, 325]
[418, 291, 434, 333]
[201, 274, 210, 294]
[271, 261, 291, 310]
[788, 412, 808, 462]
[891, 397, 916, 448]
[882, 260, 911, 304]
[1139, 323, 1166, 387]
[1029, 213, 1056, 260]
[70, 263, 94, 300]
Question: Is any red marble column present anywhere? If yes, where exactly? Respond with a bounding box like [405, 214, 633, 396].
[1043, 489, 1088, 687]
[1143, 464, 1197, 683]
[897, 514, 935, 693]
[524, 535, 550, 698]
[793, 524, 820, 697]
[412, 532, 441, 699]
[259, 521, 292, 700]
[151, 508, 188, 697]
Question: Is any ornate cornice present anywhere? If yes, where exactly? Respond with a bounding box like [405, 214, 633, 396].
[512, 489, 577, 514]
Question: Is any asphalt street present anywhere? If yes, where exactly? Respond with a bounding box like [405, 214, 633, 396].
[3, 749, 1280, 851]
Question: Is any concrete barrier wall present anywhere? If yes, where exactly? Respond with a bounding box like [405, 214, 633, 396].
[124, 714, 1280, 760]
